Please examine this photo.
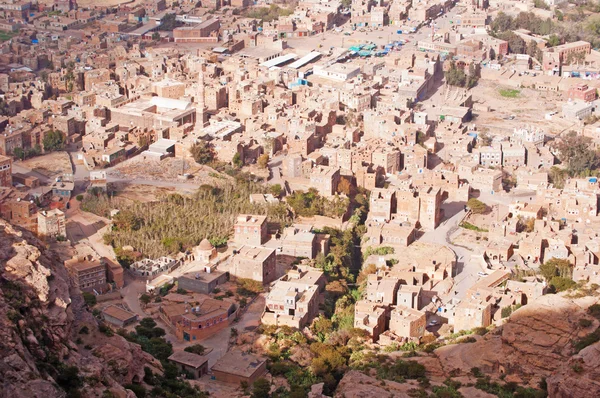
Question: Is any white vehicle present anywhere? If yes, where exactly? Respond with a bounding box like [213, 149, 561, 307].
[478, 271, 488, 277]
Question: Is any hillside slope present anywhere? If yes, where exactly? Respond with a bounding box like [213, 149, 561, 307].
[0, 220, 160, 398]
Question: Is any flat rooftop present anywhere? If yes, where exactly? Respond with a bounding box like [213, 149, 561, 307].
[211, 351, 266, 378]
[168, 351, 208, 369]
[102, 305, 137, 321]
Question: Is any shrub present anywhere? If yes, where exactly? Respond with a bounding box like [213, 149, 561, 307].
[467, 198, 487, 214]
[472, 327, 488, 336]
[82, 292, 96, 307]
[471, 367, 483, 378]
[190, 141, 214, 165]
[573, 327, 600, 352]
[99, 323, 114, 337]
[184, 344, 206, 355]
[588, 304, 600, 319]
[376, 359, 427, 382]
[550, 276, 576, 292]
[251, 378, 271, 398]
[43, 130, 66, 152]
[76, 194, 84, 201]
[257, 154, 269, 169]
[140, 294, 151, 305]
[79, 326, 89, 334]
[124, 383, 147, 398]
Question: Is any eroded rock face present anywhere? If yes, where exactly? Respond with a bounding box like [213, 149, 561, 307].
[334, 370, 419, 398]
[434, 294, 600, 396]
[0, 220, 160, 397]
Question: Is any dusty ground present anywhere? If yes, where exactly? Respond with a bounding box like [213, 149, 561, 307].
[111, 182, 175, 203]
[452, 229, 487, 252]
[75, 0, 136, 6]
[20, 151, 72, 179]
[467, 80, 576, 137]
[108, 157, 230, 186]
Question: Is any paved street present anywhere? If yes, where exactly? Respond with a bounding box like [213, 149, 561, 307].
[419, 201, 480, 300]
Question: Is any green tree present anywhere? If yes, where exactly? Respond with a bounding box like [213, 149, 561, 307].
[547, 34, 560, 47]
[269, 184, 282, 197]
[527, 40, 539, 58]
[124, 384, 146, 398]
[467, 198, 487, 214]
[539, 257, 572, 282]
[548, 166, 568, 189]
[466, 63, 479, 88]
[12, 147, 25, 160]
[159, 13, 183, 31]
[585, 15, 600, 36]
[257, 153, 269, 169]
[82, 292, 97, 307]
[554, 131, 598, 176]
[490, 12, 513, 33]
[478, 131, 493, 146]
[190, 141, 214, 164]
[550, 276, 576, 292]
[445, 61, 467, 87]
[42, 130, 66, 152]
[498, 31, 526, 54]
[251, 378, 271, 398]
[152, 32, 160, 41]
[232, 152, 243, 168]
[140, 294, 151, 305]
[184, 344, 206, 355]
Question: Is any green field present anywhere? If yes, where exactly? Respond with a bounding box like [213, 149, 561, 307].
[499, 89, 520, 98]
[0, 31, 18, 42]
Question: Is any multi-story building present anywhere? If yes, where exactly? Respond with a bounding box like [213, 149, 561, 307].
[280, 226, 329, 259]
[369, 188, 395, 222]
[354, 299, 387, 342]
[161, 298, 238, 341]
[562, 100, 594, 121]
[309, 165, 341, 196]
[389, 306, 426, 339]
[261, 268, 325, 328]
[234, 214, 268, 246]
[453, 297, 492, 332]
[37, 209, 66, 238]
[65, 256, 107, 293]
[419, 186, 443, 230]
[0, 154, 11, 187]
[543, 41, 591, 71]
[366, 274, 400, 305]
[0, 130, 22, 156]
[478, 145, 502, 167]
[568, 83, 597, 102]
[501, 144, 526, 168]
[230, 245, 277, 284]
[173, 18, 220, 43]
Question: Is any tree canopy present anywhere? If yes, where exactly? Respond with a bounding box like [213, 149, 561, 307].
[467, 198, 488, 214]
[553, 132, 598, 176]
[190, 141, 214, 165]
[43, 130, 66, 152]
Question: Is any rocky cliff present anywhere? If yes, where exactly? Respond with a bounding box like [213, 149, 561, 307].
[0, 220, 160, 398]
[434, 293, 600, 397]
[333, 292, 600, 398]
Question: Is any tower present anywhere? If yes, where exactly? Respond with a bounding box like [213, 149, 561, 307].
[196, 69, 206, 126]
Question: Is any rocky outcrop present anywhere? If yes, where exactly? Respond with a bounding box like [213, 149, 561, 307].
[434, 293, 600, 397]
[334, 370, 420, 398]
[0, 220, 160, 397]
